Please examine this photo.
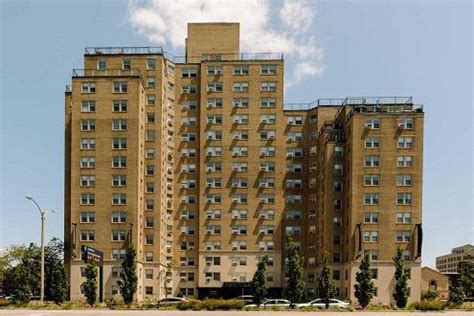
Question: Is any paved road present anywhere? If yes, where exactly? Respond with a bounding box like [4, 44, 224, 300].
[0, 311, 472, 316]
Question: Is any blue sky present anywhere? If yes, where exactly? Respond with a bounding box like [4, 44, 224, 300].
[0, 0, 472, 267]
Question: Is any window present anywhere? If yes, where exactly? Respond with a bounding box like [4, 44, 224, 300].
[112, 193, 127, 205]
[147, 58, 156, 70]
[396, 193, 412, 205]
[364, 250, 379, 261]
[81, 82, 96, 94]
[147, 94, 156, 105]
[364, 212, 379, 223]
[112, 119, 127, 131]
[81, 101, 96, 112]
[261, 64, 277, 75]
[147, 76, 156, 88]
[80, 175, 96, 186]
[286, 163, 302, 173]
[145, 286, 153, 295]
[145, 200, 154, 211]
[181, 84, 197, 94]
[112, 249, 127, 260]
[364, 174, 380, 186]
[111, 267, 121, 278]
[232, 146, 248, 157]
[113, 138, 127, 150]
[80, 138, 96, 150]
[207, 98, 223, 108]
[233, 114, 249, 124]
[113, 100, 127, 112]
[260, 82, 276, 91]
[112, 156, 127, 168]
[232, 97, 249, 108]
[113, 81, 128, 93]
[146, 148, 155, 158]
[397, 156, 413, 167]
[398, 117, 414, 129]
[261, 114, 276, 124]
[146, 113, 155, 123]
[365, 155, 380, 167]
[287, 148, 303, 158]
[145, 269, 154, 279]
[365, 137, 380, 148]
[80, 212, 95, 223]
[398, 137, 414, 148]
[146, 130, 155, 141]
[80, 193, 95, 205]
[145, 252, 153, 262]
[207, 65, 223, 75]
[182, 68, 197, 78]
[287, 116, 303, 125]
[112, 175, 126, 187]
[146, 234, 154, 245]
[397, 175, 413, 186]
[122, 59, 131, 70]
[260, 98, 276, 108]
[396, 212, 412, 223]
[363, 231, 379, 242]
[207, 115, 222, 125]
[112, 230, 127, 242]
[396, 231, 411, 242]
[78, 115, 95, 131]
[364, 193, 380, 205]
[233, 65, 249, 75]
[81, 157, 96, 168]
[111, 212, 127, 223]
[80, 230, 95, 241]
[146, 182, 154, 193]
[97, 60, 106, 70]
[365, 118, 380, 129]
[207, 82, 223, 92]
[260, 147, 276, 157]
[259, 130, 276, 140]
[233, 82, 249, 92]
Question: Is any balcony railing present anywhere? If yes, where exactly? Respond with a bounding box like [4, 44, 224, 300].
[85, 47, 164, 55]
[72, 69, 142, 78]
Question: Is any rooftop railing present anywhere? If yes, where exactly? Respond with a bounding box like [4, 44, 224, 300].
[65, 85, 72, 93]
[285, 96, 419, 111]
[83, 47, 284, 63]
[85, 47, 164, 55]
[72, 69, 142, 78]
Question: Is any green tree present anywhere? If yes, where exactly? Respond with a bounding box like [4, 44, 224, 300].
[44, 238, 68, 303]
[284, 240, 305, 308]
[118, 244, 138, 304]
[82, 264, 98, 307]
[393, 248, 409, 308]
[317, 252, 336, 309]
[421, 290, 439, 301]
[250, 255, 269, 307]
[354, 256, 376, 308]
[458, 261, 474, 297]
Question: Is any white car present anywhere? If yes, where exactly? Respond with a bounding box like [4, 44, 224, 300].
[247, 298, 291, 308]
[296, 298, 350, 309]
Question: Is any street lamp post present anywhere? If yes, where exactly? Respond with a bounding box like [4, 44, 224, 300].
[25, 196, 54, 304]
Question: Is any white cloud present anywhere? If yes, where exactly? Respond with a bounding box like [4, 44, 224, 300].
[128, 0, 324, 86]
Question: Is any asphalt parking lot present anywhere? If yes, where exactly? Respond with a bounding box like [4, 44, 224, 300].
[0, 311, 473, 316]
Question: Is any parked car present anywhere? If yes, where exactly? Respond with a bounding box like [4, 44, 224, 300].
[247, 298, 291, 308]
[155, 296, 187, 306]
[296, 298, 350, 309]
[234, 295, 254, 305]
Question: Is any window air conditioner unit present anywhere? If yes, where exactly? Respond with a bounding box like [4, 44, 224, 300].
[206, 230, 212, 235]
[259, 230, 266, 235]
[260, 198, 267, 203]
[181, 184, 187, 189]
[259, 246, 265, 250]
[287, 152, 294, 158]
[206, 214, 212, 219]
[309, 231, 315, 235]
[232, 277, 238, 281]
[232, 246, 238, 251]
[232, 152, 238, 157]
[181, 198, 188, 204]
[232, 262, 237, 266]
[206, 277, 212, 282]
[206, 246, 212, 250]
[232, 198, 239, 203]
[232, 183, 238, 188]
[181, 152, 188, 157]
[206, 198, 213, 203]
[231, 214, 239, 219]
[233, 134, 240, 140]
[215, 69, 223, 74]
[269, 135, 275, 140]
[189, 245, 194, 250]
[259, 214, 266, 219]
[206, 183, 213, 188]
[232, 231, 238, 235]
[180, 276, 187, 281]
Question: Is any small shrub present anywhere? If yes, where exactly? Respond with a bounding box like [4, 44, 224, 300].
[0, 298, 12, 307]
[199, 299, 245, 310]
[410, 301, 446, 311]
[367, 303, 390, 310]
[177, 299, 201, 310]
[421, 290, 439, 301]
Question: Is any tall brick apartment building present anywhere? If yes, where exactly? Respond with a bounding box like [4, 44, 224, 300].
[64, 23, 424, 304]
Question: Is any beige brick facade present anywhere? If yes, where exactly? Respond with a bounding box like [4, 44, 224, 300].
[65, 23, 424, 304]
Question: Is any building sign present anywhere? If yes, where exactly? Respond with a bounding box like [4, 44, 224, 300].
[82, 245, 104, 266]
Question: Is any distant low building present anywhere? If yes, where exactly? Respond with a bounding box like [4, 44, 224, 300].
[436, 244, 474, 274]
[421, 267, 449, 301]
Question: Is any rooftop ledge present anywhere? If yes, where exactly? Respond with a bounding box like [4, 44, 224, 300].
[84, 47, 283, 62]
